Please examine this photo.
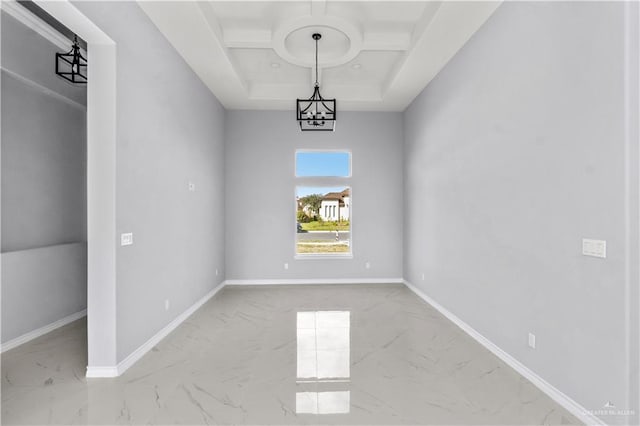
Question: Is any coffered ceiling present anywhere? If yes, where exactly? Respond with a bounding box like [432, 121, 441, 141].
[138, 1, 501, 111]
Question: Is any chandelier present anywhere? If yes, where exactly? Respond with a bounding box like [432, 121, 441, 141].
[296, 33, 336, 131]
[55, 35, 87, 84]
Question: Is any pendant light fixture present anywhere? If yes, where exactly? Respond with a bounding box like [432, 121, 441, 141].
[56, 35, 87, 84]
[296, 33, 336, 131]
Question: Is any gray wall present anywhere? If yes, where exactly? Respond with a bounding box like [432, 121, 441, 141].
[225, 111, 403, 281]
[403, 2, 639, 424]
[2, 243, 87, 342]
[1, 71, 87, 252]
[73, 2, 226, 362]
[1, 12, 87, 252]
[1, 11, 87, 345]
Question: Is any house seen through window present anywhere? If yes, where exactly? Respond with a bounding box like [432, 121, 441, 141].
[296, 151, 351, 256]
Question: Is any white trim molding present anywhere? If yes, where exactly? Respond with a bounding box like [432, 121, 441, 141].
[1, 67, 87, 111]
[85, 278, 402, 377]
[1, 0, 79, 52]
[85, 366, 118, 379]
[86, 283, 226, 378]
[224, 278, 404, 286]
[403, 280, 606, 426]
[1, 309, 87, 353]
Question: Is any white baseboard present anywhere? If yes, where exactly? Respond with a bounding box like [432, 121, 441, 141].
[116, 283, 226, 376]
[224, 278, 404, 286]
[403, 280, 605, 426]
[85, 366, 119, 378]
[1, 309, 87, 353]
[117, 282, 225, 376]
[85, 278, 401, 378]
[6, 278, 607, 426]
[85, 283, 226, 378]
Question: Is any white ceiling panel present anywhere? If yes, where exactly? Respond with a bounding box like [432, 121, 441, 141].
[138, 1, 502, 111]
[323, 51, 402, 88]
[230, 48, 309, 85]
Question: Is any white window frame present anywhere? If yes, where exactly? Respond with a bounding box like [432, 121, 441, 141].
[295, 150, 353, 260]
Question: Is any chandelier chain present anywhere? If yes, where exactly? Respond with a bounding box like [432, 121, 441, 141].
[315, 36, 319, 86]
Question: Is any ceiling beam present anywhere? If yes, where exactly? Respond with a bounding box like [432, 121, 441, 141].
[223, 29, 272, 49]
[379, 1, 441, 99]
[249, 82, 382, 103]
[139, 0, 503, 112]
[382, 1, 502, 110]
[410, 0, 445, 46]
[137, 1, 248, 106]
[362, 32, 411, 51]
[250, 83, 310, 100]
[311, 0, 327, 17]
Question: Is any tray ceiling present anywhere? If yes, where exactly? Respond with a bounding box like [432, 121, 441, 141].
[139, 1, 501, 111]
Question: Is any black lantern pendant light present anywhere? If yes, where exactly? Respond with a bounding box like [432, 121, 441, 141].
[296, 33, 336, 131]
[56, 35, 87, 84]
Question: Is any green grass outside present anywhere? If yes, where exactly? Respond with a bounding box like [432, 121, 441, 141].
[300, 221, 350, 231]
[298, 239, 346, 243]
[296, 244, 350, 254]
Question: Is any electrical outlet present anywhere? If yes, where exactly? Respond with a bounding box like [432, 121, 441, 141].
[365, 261, 371, 269]
[421, 273, 425, 281]
[121, 233, 133, 246]
[188, 182, 196, 192]
[582, 238, 606, 258]
[215, 269, 219, 276]
[165, 299, 170, 311]
[528, 332, 536, 349]
[284, 263, 289, 270]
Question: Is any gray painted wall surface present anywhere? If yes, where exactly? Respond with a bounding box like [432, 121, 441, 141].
[1, 11, 88, 345]
[1, 243, 87, 342]
[1, 72, 87, 252]
[225, 111, 403, 281]
[1, 12, 87, 252]
[626, 3, 640, 422]
[73, 2, 226, 362]
[403, 2, 638, 423]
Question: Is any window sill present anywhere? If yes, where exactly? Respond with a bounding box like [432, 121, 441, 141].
[295, 254, 353, 260]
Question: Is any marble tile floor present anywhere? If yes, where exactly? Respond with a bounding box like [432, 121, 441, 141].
[1, 284, 580, 425]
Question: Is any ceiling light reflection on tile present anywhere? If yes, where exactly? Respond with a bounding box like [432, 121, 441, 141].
[296, 391, 351, 415]
[296, 311, 350, 380]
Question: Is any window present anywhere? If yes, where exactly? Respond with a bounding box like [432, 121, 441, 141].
[296, 186, 350, 255]
[295, 151, 351, 257]
[296, 152, 351, 177]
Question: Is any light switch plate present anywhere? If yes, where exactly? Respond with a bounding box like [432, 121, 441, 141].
[582, 238, 606, 258]
[121, 232, 133, 246]
[528, 332, 536, 349]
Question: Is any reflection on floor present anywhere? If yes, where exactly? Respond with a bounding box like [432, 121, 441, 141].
[296, 311, 351, 414]
[1, 284, 580, 425]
